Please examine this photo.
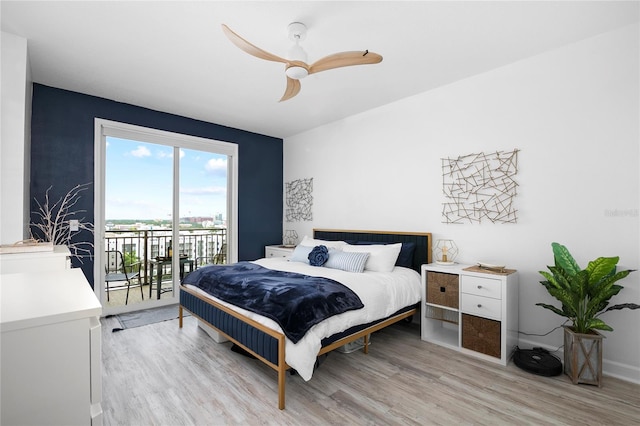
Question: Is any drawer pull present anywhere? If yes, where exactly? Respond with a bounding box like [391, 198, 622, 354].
[477, 285, 482, 289]
[477, 304, 482, 308]
[440, 286, 446, 292]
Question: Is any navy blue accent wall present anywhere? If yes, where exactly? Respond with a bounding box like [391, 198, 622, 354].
[30, 84, 283, 288]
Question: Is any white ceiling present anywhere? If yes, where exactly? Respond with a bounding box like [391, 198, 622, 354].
[2, 1, 638, 139]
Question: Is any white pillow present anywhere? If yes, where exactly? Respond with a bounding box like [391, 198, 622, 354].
[299, 235, 347, 250]
[325, 250, 370, 273]
[343, 243, 402, 272]
[290, 245, 313, 264]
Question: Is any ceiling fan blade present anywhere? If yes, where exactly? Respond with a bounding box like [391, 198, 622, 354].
[221, 24, 288, 64]
[309, 51, 383, 75]
[280, 77, 301, 102]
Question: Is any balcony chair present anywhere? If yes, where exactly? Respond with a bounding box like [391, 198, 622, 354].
[105, 250, 143, 305]
[213, 243, 227, 264]
[195, 243, 227, 269]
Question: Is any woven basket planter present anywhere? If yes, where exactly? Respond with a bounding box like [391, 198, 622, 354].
[564, 326, 603, 387]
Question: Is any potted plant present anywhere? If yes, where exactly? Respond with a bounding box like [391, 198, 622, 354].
[538, 242, 639, 386]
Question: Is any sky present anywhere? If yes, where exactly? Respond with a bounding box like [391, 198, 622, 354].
[105, 137, 227, 221]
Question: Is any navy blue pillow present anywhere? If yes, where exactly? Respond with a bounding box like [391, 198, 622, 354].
[345, 241, 416, 269]
[308, 245, 329, 266]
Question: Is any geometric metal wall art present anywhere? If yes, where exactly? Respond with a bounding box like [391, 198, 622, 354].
[441, 150, 519, 224]
[285, 177, 313, 222]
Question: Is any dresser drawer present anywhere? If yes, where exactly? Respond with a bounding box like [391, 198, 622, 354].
[461, 293, 501, 320]
[426, 272, 459, 309]
[462, 314, 501, 359]
[461, 275, 501, 300]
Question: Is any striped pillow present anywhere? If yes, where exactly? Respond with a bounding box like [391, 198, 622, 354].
[325, 250, 370, 273]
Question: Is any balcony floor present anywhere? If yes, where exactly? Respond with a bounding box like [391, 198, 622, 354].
[105, 283, 175, 308]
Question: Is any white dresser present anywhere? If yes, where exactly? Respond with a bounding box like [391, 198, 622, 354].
[0, 268, 103, 425]
[0, 244, 71, 273]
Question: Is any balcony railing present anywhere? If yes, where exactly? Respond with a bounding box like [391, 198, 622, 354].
[104, 227, 226, 284]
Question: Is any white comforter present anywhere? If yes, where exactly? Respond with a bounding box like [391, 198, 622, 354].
[185, 257, 421, 380]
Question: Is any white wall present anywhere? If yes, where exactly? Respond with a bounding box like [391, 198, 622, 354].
[1, 32, 32, 245]
[284, 24, 640, 382]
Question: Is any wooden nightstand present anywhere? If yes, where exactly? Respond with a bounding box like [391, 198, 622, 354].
[265, 245, 295, 258]
[421, 263, 519, 366]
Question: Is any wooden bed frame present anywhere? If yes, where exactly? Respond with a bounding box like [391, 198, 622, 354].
[179, 229, 432, 409]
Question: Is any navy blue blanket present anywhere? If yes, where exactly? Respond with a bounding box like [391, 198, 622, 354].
[182, 262, 364, 343]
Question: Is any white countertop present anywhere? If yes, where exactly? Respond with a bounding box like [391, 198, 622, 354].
[0, 244, 70, 260]
[0, 268, 102, 332]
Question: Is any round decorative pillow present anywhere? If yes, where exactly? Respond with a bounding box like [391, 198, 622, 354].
[308, 245, 329, 266]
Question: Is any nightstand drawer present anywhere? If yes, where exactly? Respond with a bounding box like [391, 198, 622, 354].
[461, 293, 501, 320]
[462, 314, 501, 358]
[461, 275, 501, 300]
[267, 250, 285, 258]
[426, 272, 459, 309]
[265, 245, 294, 258]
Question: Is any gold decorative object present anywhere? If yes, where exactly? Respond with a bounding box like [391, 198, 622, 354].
[434, 239, 458, 265]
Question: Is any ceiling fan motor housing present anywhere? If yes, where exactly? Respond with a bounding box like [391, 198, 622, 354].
[285, 65, 309, 80]
[287, 22, 307, 41]
[286, 22, 309, 79]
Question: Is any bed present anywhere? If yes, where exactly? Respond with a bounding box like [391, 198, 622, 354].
[178, 229, 432, 409]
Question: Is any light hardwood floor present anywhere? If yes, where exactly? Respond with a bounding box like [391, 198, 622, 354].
[101, 315, 640, 425]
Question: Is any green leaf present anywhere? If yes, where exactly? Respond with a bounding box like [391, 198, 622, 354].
[583, 318, 613, 333]
[605, 303, 640, 312]
[586, 256, 618, 285]
[536, 302, 570, 318]
[552, 242, 581, 275]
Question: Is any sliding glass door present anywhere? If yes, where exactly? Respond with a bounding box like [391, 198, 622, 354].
[179, 148, 229, 270]
[95, 119, 238, 316]
[104, 138, 176, 308]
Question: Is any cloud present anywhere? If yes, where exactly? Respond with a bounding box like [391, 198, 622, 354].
[205, 158, 227, 174]
[130, 146, 151, 158]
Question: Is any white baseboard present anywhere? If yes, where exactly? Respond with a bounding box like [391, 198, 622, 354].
[517, 337, 640, 385]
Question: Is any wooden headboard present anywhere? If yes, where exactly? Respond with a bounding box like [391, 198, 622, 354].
[313, 229, 432, 272]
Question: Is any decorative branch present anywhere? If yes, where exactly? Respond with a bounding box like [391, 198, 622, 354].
[31, 183, 94, 263]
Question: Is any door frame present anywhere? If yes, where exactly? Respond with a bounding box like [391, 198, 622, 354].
[94, 118, 238, 315]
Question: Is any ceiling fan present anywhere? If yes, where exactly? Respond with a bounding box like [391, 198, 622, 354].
[221, 22, 383, 102]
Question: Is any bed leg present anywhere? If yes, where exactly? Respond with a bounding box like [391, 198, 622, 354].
[278, 369, 286, 410]
[278, 336, 286, 410]
[179, 305, 183, 328]
[363, 333, 369, 355]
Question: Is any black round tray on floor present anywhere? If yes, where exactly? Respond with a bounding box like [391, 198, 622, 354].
[514, 346, 563, 376]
